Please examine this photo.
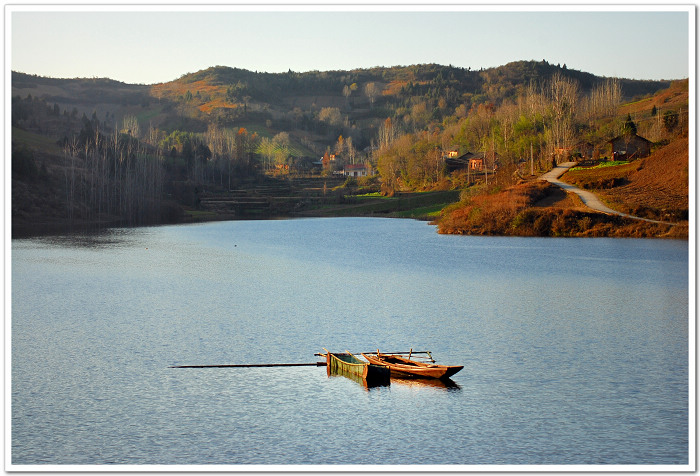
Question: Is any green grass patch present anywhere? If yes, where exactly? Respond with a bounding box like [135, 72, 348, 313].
[320, 190, 460, 217]
[392, 203, 450, 219]
[569, 161, 629, 172]
[352, 192, 388, 199]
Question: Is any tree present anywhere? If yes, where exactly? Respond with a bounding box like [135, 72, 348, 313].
[378, 117, 396, 151]
[364, 82, 380, 109]
[121, 115, 140, 138]
[663, 110, 679, 132]
[258, 137, 276, 170]
[343, 85, 352, 107]
[319, 107, 342, 127]
[546, 72, 579, 156]
[346, 136, 357, 164]
[585, 78, 621, 120]
[621, 113, 637, 136]
[273, 131, 290, 148]
[334, 135, 345, 159]
[272, 132, 290, 169]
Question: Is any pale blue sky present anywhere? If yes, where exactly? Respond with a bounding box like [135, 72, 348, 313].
[9, 8, 692, 85]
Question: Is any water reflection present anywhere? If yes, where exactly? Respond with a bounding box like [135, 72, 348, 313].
[33, 228, 136, 250]
[326, 364, 390, 390]
[391, 377, 462, 392]
[327, 365, 461, 392]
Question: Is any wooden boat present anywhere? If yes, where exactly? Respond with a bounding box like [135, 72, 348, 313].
[326, 361, 389, 389]
[362, 351, 463, 380]
[325, 350, 390, 384]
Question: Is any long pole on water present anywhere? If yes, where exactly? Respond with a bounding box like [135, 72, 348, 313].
[171, 350, 434, 368]
[170, 362, 326, 368]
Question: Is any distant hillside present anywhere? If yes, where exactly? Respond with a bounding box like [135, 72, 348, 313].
[11, 60, 686, 236]
[13, 61, 673, 154]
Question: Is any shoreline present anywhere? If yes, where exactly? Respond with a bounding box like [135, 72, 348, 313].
[11, 206, 688, 241]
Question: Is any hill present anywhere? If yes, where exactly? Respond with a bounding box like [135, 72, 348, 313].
[11, 61, 687, 236]
[13, 61, 672, 155]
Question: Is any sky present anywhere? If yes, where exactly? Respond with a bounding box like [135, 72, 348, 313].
[8, 6, 693, 85]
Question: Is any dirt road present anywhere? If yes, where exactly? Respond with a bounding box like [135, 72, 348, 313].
[540, 162, 675, 225]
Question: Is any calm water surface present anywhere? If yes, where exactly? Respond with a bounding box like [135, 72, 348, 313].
[11, 218, 689, 466]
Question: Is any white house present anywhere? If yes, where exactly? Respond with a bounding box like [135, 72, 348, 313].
[343, 163, 372, 177]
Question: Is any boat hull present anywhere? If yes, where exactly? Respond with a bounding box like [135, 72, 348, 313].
[326, 352, 390, 383]
[362, 353, 463, 380]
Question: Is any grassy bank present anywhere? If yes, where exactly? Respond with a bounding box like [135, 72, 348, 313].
[298, 190, 460, 220]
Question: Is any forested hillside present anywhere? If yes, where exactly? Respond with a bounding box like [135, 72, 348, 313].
[11, 60, 687, 235]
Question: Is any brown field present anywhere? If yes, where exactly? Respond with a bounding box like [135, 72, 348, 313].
[619, 79, 689, 116]
[151, 79, 225, 98]
[563, 137, 689, 222]
[199, 98, 239, 113]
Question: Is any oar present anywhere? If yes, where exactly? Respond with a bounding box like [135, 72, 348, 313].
[314, 350, 433, 357]
[170, 362, 326, 368]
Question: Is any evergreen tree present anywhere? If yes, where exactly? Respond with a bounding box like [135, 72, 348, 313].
[621, 113, 637, 136]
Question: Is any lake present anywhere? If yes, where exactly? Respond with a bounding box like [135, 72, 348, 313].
[10, 217, 690, 468]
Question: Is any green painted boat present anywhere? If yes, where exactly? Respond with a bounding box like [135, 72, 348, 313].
[325, 351, 390, 384]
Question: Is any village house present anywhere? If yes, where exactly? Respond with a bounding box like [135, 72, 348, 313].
[469, 151, 500, 171]
[444, 152, 474, 172]
[608, 134, 652, 160]
[343, 163, 373, 178]
[443, 151, 500, 173]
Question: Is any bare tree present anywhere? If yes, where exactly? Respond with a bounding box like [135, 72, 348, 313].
[346, 136, 356, 164]
[122, 115, 140, 139]
[378, 117, 397, 151]
[584, 78, 622, 121]
[546, 72, 579, 158]
[364, 82, 380, 109]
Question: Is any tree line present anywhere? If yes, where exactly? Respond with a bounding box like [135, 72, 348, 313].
[373, 73, 677, 194]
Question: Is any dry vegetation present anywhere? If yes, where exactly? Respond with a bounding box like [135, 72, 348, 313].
[435, 178, 687, 238]
[619, 79, 689, 116]
[435, 134, 688, 239]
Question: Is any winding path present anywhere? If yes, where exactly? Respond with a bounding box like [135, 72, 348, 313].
[539, 162, 676, 225]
